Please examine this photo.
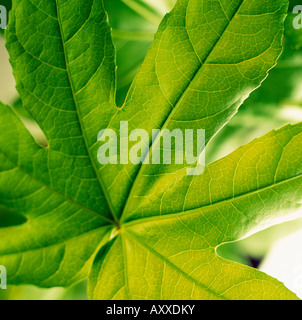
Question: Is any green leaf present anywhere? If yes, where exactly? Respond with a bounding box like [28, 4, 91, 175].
[103, 0, 163, 107]
[206, 19, 302, 163]
[105, 0, 178, 107]
[89, 122, 302, 300]
[1, 0, 301, 300]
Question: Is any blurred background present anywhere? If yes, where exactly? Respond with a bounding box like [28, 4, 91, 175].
[0, 0, 302, 299]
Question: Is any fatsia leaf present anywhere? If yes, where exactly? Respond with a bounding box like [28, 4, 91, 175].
[95, 0, 290, 216]
[0, 0, 301, 300]
[89, 123, 302, 300]
[205, 12, 302, 164]
[103, 0, 160, 107]
[103, 0, 175, 107]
